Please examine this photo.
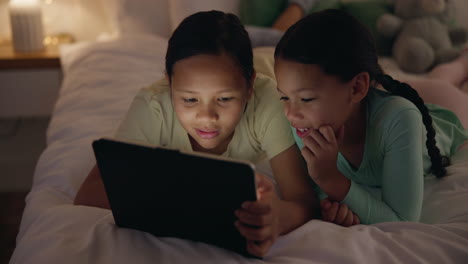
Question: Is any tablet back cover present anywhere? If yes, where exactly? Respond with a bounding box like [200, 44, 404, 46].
[93, 138, 258, 258]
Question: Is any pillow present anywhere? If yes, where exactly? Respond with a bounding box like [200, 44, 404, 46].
[239, 0, 287, 27]
[102, 0, 172, 38]
[169, 0, 241, 32]
[253, 47, 276, 79]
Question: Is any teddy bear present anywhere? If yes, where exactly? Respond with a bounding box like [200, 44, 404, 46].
[377, 0, 467, 73]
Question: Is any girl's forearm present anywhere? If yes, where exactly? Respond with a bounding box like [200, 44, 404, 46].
[317, 171, 351, 202]
[277, 198, 320, 235]
[272, 4, 304, 32]
[74, 164, 110, 209]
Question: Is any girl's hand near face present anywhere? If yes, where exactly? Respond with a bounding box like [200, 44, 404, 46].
[235, 173, 279, 257]
[301, 125, 351, 202]
[301, 125, 344, 184]
[320, 197, 360, 227]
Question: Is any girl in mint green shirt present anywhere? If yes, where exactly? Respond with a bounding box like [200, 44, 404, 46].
[273, 9, 468, 225]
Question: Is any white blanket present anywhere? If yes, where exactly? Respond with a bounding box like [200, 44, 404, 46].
[10, 34, 468, 264]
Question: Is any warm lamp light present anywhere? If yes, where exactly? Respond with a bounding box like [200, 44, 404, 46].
[8, 0, 45, 52]
[41, 0, 78, 45]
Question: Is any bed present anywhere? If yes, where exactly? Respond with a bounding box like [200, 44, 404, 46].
[10, 0, 468, 263]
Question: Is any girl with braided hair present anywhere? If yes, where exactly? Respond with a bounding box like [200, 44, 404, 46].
[273, 9, 468, 225]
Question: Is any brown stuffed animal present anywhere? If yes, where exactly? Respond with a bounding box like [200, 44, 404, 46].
[377, 0, 467, 73]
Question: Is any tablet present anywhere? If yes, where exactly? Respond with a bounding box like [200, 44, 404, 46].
[92, 137, 258, 258]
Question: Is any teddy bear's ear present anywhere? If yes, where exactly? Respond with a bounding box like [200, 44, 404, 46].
[377, 14, 402, 38]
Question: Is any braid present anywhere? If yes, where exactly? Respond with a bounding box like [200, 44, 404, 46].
[378, 74, 449, 178]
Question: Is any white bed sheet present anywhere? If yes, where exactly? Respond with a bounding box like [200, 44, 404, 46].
[10, 34, 468, 264]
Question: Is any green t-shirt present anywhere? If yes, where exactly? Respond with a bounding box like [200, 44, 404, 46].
[294, 88, 468, 224]
[114, 73, 295, 164]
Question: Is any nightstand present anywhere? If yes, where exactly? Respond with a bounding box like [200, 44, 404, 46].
[0, 42, 63, 117]
[0, 44, 61, 70]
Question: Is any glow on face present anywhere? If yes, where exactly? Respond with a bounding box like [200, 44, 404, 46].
[171, 53, 252, 154]
[274, 58, 353, 138]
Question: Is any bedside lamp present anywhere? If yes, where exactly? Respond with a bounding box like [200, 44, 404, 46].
[8, 0, 45, 52]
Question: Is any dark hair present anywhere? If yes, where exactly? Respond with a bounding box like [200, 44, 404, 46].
[165, 10, 254, 86]
[275, 9, 449, 178]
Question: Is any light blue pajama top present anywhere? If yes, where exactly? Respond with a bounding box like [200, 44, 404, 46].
[294, 88, 468, 224]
